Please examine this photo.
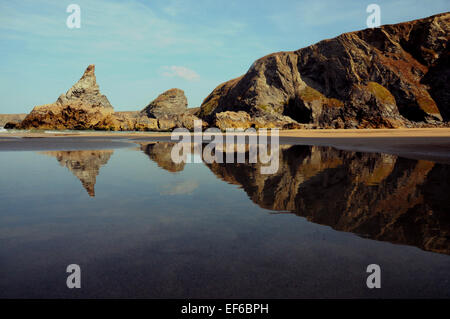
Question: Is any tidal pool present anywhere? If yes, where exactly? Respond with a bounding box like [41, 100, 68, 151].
[0, 142, 449, 298]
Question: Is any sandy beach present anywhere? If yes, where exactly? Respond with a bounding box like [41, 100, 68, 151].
[2, 127, 450, 138]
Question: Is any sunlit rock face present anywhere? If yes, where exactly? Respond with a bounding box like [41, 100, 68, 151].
[19, 65, 114, 130]
[142, 88, 188, 118]
[0, 114, 26, 127]
[96, 89, 205, 132]
[41, 150, 113, 197]
[206, 145, 450, 255]
[16, 67, 204, 131]
[137, 89, 205, 132]
[56, 65, 113, 111]
[199, 13, 450, 129]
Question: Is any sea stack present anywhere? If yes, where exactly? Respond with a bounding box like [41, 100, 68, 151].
[141, 88, 188, 118]
[19, 65, 114, 130]
[139, 88, 205, 131]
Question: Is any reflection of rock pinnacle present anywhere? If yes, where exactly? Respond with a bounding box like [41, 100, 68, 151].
[41, 150, 113, 197]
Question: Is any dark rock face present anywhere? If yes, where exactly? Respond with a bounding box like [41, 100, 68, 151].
[141, 88, 188, 118]
[206, 145, 450, 255]
[422, 50, 450, 121]
[19, 65, 114, 130]
[199, 13, 450, 129]
[4, 122, 18, 129]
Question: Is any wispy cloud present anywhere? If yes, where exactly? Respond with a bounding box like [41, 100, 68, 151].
[162, 66, 200, 81]
[0, 0, 248, 57]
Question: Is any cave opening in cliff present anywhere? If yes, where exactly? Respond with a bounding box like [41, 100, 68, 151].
[398, 103, 430, 122]
[283, 97, 313, 123]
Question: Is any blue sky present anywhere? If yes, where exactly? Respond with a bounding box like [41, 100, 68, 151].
[0, 0, 449, 113]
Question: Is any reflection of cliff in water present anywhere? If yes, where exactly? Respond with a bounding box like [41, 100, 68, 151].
[39, 143, 450, 254]
[42, 150, 113, 197]
[140, 142, 185, 173]
[206, 145, 450, 255]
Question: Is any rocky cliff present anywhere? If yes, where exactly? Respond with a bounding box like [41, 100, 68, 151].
[199, 12, 450, 129]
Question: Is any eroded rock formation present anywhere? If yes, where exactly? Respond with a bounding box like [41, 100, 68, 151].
[19, 65, 114, 130]
[142, 88, 187, 118]
[213, 111, 301, 130]
[199, 13, 450, 129]
[137, 89, 204, 131]
[15, 66, 204, 132]
[0, 114, 26, 128]
[95, 89, 205, 131]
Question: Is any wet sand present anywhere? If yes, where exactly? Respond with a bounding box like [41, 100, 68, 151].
[1, 128, 450, 163]
[0, 136, 135, 151]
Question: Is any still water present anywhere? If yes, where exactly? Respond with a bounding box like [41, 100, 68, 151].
[0, 142, 449, 298]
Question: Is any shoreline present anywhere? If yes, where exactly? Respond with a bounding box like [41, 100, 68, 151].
[1, 127, 450, 138]
[1, 128, 450, 164]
